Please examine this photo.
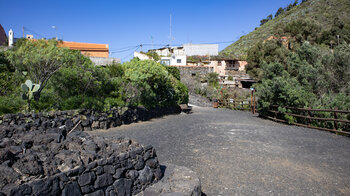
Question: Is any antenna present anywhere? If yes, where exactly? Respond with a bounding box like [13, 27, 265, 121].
[149, 34, 154, 49]
[169, 14, 175, 48]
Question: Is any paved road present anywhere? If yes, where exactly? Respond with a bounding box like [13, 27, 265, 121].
[90, 106, 350, 196]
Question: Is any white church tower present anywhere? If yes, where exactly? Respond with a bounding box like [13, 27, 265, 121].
[9, 29, 14, 47]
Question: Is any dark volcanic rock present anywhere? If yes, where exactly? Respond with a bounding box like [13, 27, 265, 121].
[12, 154, 44, 176]
[62, 181, 81, 196]
[31, 176, 60, 196]
[113, 178, 132, 196]
[138, 166, 153, 185]
[78, 172, 96, 187]
[94, 173, 114, 189]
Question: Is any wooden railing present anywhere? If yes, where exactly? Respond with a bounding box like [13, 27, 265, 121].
[267, 105, 350, 135]
[218, 99, 256, 113]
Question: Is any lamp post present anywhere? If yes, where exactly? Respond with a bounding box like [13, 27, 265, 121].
[51, 26, 57, 40]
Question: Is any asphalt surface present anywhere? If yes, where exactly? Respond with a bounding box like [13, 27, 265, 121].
[90, 105, 350, 196]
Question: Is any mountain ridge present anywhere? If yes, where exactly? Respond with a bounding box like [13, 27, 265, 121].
[220, 0, 350, 59]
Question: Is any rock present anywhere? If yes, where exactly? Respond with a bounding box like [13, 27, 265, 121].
[103, 165, 115, 175]
[91, 121, 99, 129]
[133, 155, 145, 170]
[65, 119, 74, 130]
[105, 185, 116, 196]
[126, 170, 139, 180]
[31, 176, 60, 196]
[81, 185, 94, 194]
[95, 166, 104, 175]
[78, 172, 96, 187]
[146, 158, 158, 169]
[62, 181, 82, 196]
[86, 189, 104, 196]
[0, 150, 16, 165]
[114, 167, 126, 179]
[81, 120, 90, 127]
[139, 164, 201, 196]
[9, 184, 32, 196]
[113, 178, 133, 196]
[100, 121, 108, 129]
[0, 166, 20, 190]
[12, 154, 44, 176]
[138, 166, 153, 185]
[94, 173, 114, 189]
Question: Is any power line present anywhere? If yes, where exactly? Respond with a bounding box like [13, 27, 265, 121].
[23, 26, 47, 39]
[121, 45, 141, 61]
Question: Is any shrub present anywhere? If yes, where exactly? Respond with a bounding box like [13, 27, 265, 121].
[0, 94, 24, 115]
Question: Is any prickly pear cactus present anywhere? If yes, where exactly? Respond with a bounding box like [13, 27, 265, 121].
[21, 80, 40, 111]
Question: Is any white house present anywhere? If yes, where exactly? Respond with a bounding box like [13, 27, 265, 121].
[183, 43, 218, 56]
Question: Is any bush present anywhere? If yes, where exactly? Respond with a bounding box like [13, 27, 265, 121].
[165, 66, 180, 80]
[122, 59, 188, 108]
[0, 94, 24, 115]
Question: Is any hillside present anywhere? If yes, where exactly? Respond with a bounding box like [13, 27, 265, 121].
[220, 0, 350, 59]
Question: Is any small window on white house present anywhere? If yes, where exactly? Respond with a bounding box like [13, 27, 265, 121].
[177, 59, 182, 64]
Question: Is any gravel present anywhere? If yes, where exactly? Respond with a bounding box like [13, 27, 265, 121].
[90, 106, 350, 196]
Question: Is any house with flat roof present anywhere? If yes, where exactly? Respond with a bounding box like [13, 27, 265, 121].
[58, 41, 120, 66]
[58, 41, 109, 58]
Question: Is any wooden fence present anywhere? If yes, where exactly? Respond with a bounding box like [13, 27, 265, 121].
[267, 105, 350, 135]
[217, 100, 350, 135]
[218, 99, 256, 113]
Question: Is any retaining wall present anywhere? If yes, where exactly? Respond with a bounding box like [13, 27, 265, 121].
[7, 145, 161, 196]
[0, 106, 181, 133]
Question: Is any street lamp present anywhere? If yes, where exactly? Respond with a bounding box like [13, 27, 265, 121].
[51, 26, 57, 40]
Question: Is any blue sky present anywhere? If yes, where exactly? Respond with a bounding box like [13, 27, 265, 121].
[0, 0, 294, 61]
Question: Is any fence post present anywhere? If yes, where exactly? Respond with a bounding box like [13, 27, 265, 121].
[334, 107, 338, 134]
[251, 90, 253, 113]
[253, 92, 256, 114]
[307, 107, 312, 128]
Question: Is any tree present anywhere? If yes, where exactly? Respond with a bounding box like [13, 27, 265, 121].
[275, 7, 285, 17]
[6, 39, 74, 101]
[267, 14, 273, 20]
[260, 14, 273, 26]
[293, 0, 298, 6]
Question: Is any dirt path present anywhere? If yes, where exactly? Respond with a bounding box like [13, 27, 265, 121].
[90, 106, 350, 196]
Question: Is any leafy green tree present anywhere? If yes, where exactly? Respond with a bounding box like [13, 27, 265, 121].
[122, 59, 188, 108]
[275, 7, 285, 17]
[165, 66, 180, 80]
[6, 39, 75, 101]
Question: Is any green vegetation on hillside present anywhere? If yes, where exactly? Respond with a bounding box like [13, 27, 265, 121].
[219, 0, 350, 130]
[220, 0, 350, 59]
[0, 39, 188, 115]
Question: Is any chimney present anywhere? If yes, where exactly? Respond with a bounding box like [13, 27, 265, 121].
[9, 29, 13, 47]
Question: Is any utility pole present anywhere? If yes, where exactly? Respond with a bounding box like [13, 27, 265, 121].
[22, 26, 24, 38]
[169, 14, 172, 48]
[169, 14, 175, 48]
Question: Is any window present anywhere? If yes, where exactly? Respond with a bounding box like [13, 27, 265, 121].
[177, 59, 182, 64]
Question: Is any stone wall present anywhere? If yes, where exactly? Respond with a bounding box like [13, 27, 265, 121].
[175, 66, 213, 78]
[6, 144, 161, 196]
[0, 106, 181, 132]
[0, 106, 180, 195]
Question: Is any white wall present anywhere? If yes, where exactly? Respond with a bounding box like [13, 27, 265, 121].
[133, 52, 151, 60]
[183, 44, 219, 56]
[160, 55, 186, 66]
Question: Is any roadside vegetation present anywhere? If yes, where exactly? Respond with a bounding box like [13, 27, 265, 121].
[0, 39, 188, 115]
